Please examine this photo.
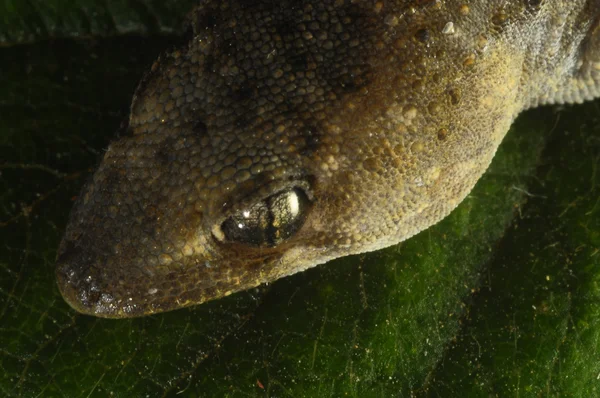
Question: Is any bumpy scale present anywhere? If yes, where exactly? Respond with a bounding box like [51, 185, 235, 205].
[56, 0, 600, 317]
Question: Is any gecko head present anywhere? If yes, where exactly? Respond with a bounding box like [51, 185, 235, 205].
[55, 118, 342, 318]
[56, 0, 500, 317]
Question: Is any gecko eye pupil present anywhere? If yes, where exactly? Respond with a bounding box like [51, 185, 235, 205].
[220, 188, 310, 247]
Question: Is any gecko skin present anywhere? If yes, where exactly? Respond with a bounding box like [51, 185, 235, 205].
[56, 0, 600, 318]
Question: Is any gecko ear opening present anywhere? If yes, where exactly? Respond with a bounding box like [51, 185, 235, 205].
[217, 187, 311, 247]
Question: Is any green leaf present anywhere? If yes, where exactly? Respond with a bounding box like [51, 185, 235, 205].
[426, 105, 600, 397]
[0, 0, 196, 44]
[1, 3, 599, 397]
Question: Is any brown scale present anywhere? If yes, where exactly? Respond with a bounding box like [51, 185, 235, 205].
[57, 0, 600, 317]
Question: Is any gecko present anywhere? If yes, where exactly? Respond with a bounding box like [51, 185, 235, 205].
[56, 0, 600, 318]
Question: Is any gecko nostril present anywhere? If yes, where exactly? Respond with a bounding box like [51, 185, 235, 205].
[56, 241, 80, 272]
[55, 242, 89, 293]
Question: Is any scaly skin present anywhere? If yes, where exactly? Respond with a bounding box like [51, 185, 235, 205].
[56, 0, 600, 318]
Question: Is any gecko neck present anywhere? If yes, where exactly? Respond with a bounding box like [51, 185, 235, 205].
[520, 0, 600, 109]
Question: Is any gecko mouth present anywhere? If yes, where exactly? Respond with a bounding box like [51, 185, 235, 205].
[55, 225, 278, 318]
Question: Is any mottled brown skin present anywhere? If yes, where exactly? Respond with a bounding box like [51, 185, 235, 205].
[56, 0, 600, 318]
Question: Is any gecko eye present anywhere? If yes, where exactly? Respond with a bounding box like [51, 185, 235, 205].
[220, 188, 310, 247]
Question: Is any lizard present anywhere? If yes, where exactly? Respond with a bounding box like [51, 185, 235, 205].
[56, 0, 600, 318]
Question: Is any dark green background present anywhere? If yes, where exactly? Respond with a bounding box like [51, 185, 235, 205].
[1, 1, 599, 396]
